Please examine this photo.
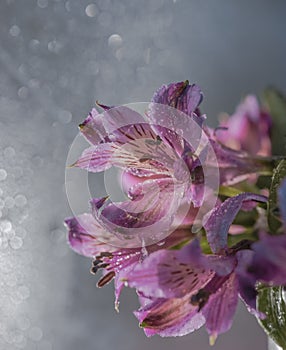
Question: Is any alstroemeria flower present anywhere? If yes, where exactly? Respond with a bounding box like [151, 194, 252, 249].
[65, 80, 282, 345]
[216, 95, 272, 156]
[72, 82, 211, 245]
[126, 193, 267, 343]
[71, 81, 274, 245]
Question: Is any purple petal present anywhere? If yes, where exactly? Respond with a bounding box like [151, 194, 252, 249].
[148, 103, 205, 156]
[64, 214, 114, 257]
[73, 143, 114, 172]
[152, 81, 203, 116]
[128, 240, 214, 298]
[202, 273, 239, 344]
[250, 233, 286, 285]
[75, 122, 183, 176]
[279, 178, 286, 227]
[102, 106, 146, 135]
[204, 193, 267, 253]
[90, 178, 186, 246]
[79, 108, 108, 145]
[134, 295, 205, 337]
[209, 139, 270, 186]
[235, 250, 262, 317]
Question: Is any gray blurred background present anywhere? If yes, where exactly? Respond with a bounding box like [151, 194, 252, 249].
[0, 0, 286, 349]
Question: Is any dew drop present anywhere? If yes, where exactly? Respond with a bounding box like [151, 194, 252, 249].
[37, 0, 48, 8]
[4, 146, 15, 158]
[0, 169, 7, 181]
[29, 39, 40, 50]
[0, 220, 12, 233]
[5, 196, 15, 209]
[108, 34, 123, 48]
[48, 40, 62, 54]
[58, 110, 72, 124]
[18, 86, 28, 99]
[15, 194, 27, 207]
[85, 3, 97, 17]
[9, 25, 20, 37]
[10, 236, 23, 250]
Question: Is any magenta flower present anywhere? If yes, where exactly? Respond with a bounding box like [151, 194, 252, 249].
[216, 95, 272, 156]
[65, 80, 283, 345]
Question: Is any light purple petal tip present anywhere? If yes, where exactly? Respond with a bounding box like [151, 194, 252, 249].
[204, 193, 267, 253]
[64, 214, 113, 257]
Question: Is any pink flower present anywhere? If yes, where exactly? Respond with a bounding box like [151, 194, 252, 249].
[216, 95, 272, 156]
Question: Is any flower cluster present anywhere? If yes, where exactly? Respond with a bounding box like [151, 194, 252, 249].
[65, 81, 286, 345]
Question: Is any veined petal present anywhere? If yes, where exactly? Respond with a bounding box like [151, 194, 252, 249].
[135, 295, 205, 337]
[64, 214, 115, 257]
[79, 108, 108, 145]
[75, 122, 182, 176]
[202, 273, 239, 344]
[128, 241, 214, 298]
[73, 143, 114, 172]
[204, 193, 267, 253]
[90, 178, 186, 245]
[152, 81, 203, 117]
[94, 228, 195, 308]
[235, 250, 261, 317]
[102, 106, 146, 135]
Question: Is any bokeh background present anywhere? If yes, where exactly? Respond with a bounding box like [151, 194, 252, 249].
[1, 0, 286, 349]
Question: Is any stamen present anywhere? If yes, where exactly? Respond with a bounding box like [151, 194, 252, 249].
[97, 271, 116, 287]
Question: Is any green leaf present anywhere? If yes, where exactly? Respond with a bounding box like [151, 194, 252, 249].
[218, 185, 244, 197]
[262, 88, 286, 156]
[268, 159, 286, 233]
[257, 285, 286, 349]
